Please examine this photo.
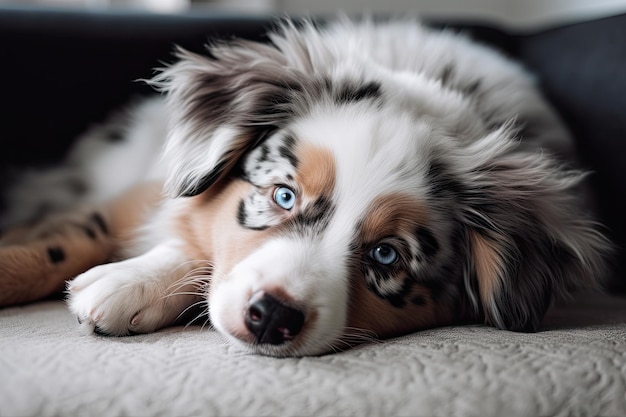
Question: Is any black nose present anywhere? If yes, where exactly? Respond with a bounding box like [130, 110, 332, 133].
[245, 292, 305, 345]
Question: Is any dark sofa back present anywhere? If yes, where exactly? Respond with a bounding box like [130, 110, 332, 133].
[1, 7, 625, 289]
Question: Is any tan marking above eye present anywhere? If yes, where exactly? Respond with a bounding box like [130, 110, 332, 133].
[294, 142, 336, 199]
[359, 193, 429, 246]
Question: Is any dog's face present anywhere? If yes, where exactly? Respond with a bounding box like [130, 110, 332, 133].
[153, 24, 607, 356]
[201, 105, 463, 356]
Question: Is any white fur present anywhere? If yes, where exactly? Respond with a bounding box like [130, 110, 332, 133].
[68, 240, 199, 335]
[7, 18, 607, 357]
[210, 237, 349, 356]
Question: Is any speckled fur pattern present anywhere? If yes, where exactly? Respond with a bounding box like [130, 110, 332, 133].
[0, 17, 610, 356]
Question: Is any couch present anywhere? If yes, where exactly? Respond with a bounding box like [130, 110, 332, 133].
[1, 6, 626, 416]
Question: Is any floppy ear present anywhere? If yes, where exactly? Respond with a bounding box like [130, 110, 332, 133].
[453, 126, 610, 332]
[150, 40, 302, 197]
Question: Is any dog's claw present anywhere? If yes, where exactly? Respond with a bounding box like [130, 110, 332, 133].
[93, 325, 109, 336]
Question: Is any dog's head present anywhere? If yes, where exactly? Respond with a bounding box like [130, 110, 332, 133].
[153, 20, 609, 356]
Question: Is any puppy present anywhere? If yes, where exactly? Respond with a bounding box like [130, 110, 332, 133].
[0, 18, 610, 357]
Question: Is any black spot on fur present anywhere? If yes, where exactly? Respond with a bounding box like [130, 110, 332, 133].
[367, 262, 454, 306]
[290, 197, 334, 233]
[426, 160, 499, 233]
[278, 135, 298, 168]
[463, 80, 482, 97]
[363, 260, 416, 308]
[426, 159, 466, 199]
[252, 83, 299, 118]
[387, 293, 408, 308]
[421, 277, 448, 301]
[440, 64, 455, 87]
[411, 295, 427, 306]
[67, 178, 88, 196]
[237, 199, 247, 227]
[417, 227, 439, 259]
[81, 226, 97, 240]
[382, 277, 418, 308]
[335, 81, 382, 104]
[237, 199, 269, 231]
[233, 163, 249, 183]
[47, 247, 65, 264]
[257, 145, 271, 163]
[91, 213, 109, 235]
[105, 129, 125, 142]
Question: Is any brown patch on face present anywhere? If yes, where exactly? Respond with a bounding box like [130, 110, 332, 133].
[294, 142, 336, 200]
[346, 274, 453, 338]
[174, 179, 274, 275]
[469, 231, 503, 308]
[359, 193, 429, 245]
[344, 192, 452, 339]
[172, 143, 336, 302]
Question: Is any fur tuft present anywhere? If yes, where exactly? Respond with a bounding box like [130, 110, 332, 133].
[149, 44, 302, 197]
[453, 126, 610, 331]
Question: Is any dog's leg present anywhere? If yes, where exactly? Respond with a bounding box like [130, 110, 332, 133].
[0, 211, 116, 307]
[67, 241, 203, 336]
[0, 182, 163, 307]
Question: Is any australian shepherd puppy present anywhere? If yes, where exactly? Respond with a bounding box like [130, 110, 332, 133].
[0, 17, 610, 356]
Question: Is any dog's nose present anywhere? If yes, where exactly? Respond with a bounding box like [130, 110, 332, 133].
[244, 292, 305, 345]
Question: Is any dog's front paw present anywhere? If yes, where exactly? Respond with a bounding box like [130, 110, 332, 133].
[67, 263, 176, 336]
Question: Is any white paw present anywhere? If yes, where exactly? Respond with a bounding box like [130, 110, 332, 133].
[67, 262, 183, 336]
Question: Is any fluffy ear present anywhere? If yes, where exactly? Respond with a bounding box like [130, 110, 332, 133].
[150, 41, 302, 197]
[452, 126, 610, 332]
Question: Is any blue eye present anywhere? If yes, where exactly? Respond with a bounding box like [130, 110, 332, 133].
[369, 244, 398, 265]
[273, 186, 296, 210]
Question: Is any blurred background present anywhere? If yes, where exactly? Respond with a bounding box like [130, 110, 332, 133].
[2, 0, 626, 28]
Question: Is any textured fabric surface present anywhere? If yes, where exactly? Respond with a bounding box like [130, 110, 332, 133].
[1, 292, 625, 416]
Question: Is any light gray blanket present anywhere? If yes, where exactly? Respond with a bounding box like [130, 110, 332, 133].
[1, 291, 625, 417]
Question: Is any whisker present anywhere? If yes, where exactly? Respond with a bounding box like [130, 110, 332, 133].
[200, 317, 212, 331]
[163, 260, 214, 291]
[326, 327, 382, 352]
[165, 272, 209, 294]
[184, 310, 210, 329]
[162, 290, 206, 299]
[343, 326, 380, 340]
[323, 341, 344, 354]
[327, 339, 352, 352]
[176, 299, 208, 323]
[164, 276, 209, 292]
[165, 260, 213, 283]
[161, 264, 214, 301]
